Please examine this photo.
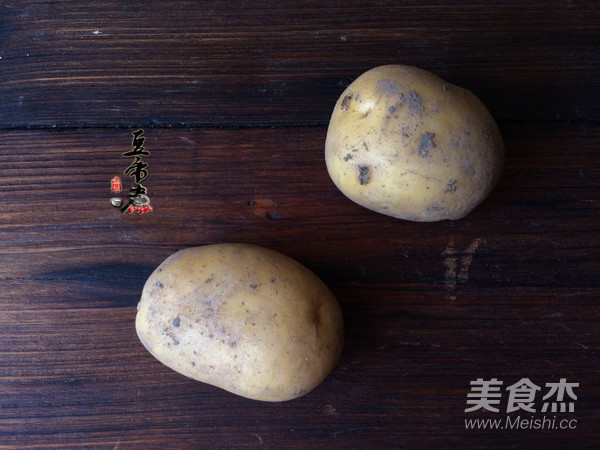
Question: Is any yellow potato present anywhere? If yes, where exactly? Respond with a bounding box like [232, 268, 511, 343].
[325, 64, 504, 221]
[135, 243, 344, 402]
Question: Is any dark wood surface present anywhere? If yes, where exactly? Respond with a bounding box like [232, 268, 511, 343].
[1, 1, 599, 448]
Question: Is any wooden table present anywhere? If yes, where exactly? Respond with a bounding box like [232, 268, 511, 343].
[1, 1, 599, 448]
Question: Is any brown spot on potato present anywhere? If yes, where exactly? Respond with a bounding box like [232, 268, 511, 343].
[357, 165, 370, 185]
[169, 334, 179, 345]
[173, 317, 180, 327]
[446, 180, 457, 193]
[418, 132, 436, 158]
[340, 94, 352, 111]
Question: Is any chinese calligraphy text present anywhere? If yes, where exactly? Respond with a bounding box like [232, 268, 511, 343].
[111, 129, 153, 214]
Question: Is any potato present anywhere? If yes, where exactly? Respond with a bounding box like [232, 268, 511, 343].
[135, 243, 344, 402]
[325, 64, 504, 221]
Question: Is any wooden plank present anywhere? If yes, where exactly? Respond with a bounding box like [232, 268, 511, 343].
[1, 125, 599, 447]
[1, 1, 599, 128]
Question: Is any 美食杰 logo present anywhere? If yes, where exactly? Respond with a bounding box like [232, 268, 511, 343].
[464, 378, 579, 431]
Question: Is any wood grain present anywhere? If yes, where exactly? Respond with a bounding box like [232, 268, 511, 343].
[1, 1, 600, 448]
[1, 1, 599, 128]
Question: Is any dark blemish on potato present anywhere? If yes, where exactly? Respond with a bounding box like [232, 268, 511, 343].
[340, 93, 353, 110]
[154, 281, 163, 288]
[376, 79, 400, 95]
[407, 90, 424, 115]
[247, 200, 255, 206]
[418, 132, 436, 158]
[267, 210, 284, 220]
[442, 85, 448, 92]
[450, 135, 460, 149]
[172, 317, 180, 327]
[388, 103, 402, 114]
[190, 361, 195, 367]
[446, 180, 457, 193]
[249, 284, 258, 290]
[343, 153, 353, 161]
[464, 164, 476, 176]
[357, 165, 370, 185]
[362, 141, 369, 151]
[426, 205, 446, 212]
[229, 340, 237, 348]
[205, 275, 213, 284]
[271, 276, 277, 283]
[463, 130, 470, 136]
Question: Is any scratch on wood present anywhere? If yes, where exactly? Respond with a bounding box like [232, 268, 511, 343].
[323, 404, 338, 415]
[442, 238, 482, 300]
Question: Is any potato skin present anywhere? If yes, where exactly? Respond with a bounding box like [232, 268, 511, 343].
[325, 65, 504, 221]
[135, 243, 344, 402]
